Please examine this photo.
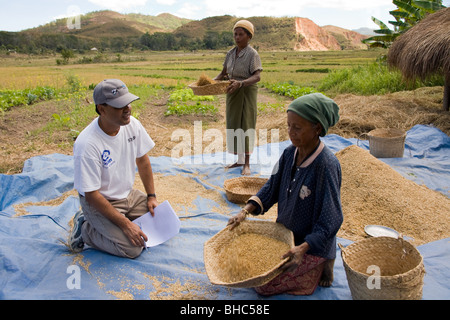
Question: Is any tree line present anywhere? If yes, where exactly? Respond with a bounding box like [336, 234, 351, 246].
[0, 30, 235, 55]
[139, 31, 234, 51]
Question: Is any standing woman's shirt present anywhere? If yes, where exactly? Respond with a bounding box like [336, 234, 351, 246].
[223, 45, 263, 81]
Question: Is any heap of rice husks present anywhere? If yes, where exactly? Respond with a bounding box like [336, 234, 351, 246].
[196, 73, 216, 86]
[216, 233, 290, 283]
[336, 145, 450, 245]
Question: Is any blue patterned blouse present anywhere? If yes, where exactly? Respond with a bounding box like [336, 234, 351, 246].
[248, 141, 343, 260]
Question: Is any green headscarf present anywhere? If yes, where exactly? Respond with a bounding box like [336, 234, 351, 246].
[287, 93, 340, 137]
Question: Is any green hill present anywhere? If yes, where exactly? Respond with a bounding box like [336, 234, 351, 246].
[174, 16, 297, 50]
[24, 10, 190, 39]
[127, 13, 192, 31]
[0, 10, 366, 53]
[0, 10, 192, 53]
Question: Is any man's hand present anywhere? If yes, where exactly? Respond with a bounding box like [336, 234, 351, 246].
[136, 155, 158, 217]
[123, 220, 148, 248]
[147, 197, 158, 217]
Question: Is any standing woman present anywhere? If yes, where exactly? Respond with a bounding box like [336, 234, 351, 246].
[215, 20, 263, 175]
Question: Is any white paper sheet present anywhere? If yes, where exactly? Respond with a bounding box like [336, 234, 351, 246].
[133, 200, 181, 247]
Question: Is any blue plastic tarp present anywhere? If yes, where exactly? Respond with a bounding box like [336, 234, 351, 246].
[0, 125, 449, 300]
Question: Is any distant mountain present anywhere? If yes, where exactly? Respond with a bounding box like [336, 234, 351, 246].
[174, 16, 299, 50]
[0, 10, 369, 53]
[24, 10, 191, 38]
[175, 16, 368, 51]
[352, 27, 377, 36]
[322, 25, 369, 50]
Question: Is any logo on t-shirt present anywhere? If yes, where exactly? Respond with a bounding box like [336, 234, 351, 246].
[102, 150, 115, 168]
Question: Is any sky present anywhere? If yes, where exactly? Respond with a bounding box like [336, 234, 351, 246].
[1, 0, 449, 32]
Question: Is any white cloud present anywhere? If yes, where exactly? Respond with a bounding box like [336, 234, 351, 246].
[49, 5, 82, 23]
[83, 0, 398, 21]
[202, 0, 394, 18]
[307, 0, 393, 10]
[156, 0, 177, 5]
[88, 0, 149, 12]
[176, 2, 202, 19]
[204, 0, 296, 18]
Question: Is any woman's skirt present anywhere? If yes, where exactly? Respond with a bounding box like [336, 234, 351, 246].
[255, 254, 326, 296]
[226, 84, 258, 155]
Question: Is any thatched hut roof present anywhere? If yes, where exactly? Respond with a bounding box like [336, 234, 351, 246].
[387, 7, 450, 81]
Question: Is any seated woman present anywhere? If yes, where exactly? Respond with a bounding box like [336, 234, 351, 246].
[227, 93, 343, 296]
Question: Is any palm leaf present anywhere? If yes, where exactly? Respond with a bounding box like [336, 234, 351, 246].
[413, 0, 446, 12]
[393, 0, 422, 19]
[374, 28, 394, 34]
[389, 20, 410, 28]
[363, 34, 398, 43]
[389, 10, 410, 18]
[371, 16, 390, 29]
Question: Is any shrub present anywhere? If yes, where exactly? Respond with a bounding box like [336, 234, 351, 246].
[318, 62, 444, 95]
[165, 101, 218, 116]
[165, 88, 218, 116]
[264, 82, 319, 99]
[0, 86, 57, 112]
[168, 88, 214, 102]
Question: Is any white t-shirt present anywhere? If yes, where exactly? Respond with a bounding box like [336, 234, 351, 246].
[73, 116, 155, 200]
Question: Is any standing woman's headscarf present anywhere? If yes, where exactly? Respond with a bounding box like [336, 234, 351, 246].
[233, 20, 255, 38]
[287, 93, 340, 137]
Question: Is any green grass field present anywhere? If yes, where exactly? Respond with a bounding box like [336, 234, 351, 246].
[0, 49, 387, 116]
[1, 49, 448, 174]
[0, 49, 383, 90]
[2, 48, 445, 118]
[2, 48, 445, 129]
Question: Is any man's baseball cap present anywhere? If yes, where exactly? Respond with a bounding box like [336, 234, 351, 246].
[93, 79, 139, 109]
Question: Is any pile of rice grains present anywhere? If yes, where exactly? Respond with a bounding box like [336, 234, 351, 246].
[195, 73, 216, 86]
[216, 233, 290, 283]
[336, 145, 450, 245]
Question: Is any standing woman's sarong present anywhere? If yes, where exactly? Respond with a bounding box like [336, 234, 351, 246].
[226, 83, 258, 155]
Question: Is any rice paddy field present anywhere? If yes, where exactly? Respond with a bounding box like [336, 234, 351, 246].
[0, 49, 380, 90]
[1, 49, 449, 174]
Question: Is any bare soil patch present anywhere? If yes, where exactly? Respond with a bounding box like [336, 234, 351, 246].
[0, 86, 449, 174]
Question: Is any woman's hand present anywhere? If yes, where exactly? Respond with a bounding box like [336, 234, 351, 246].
[227, 79, 242, 94]
[280, 242, 310, 273]
[227, 210, 247, 230]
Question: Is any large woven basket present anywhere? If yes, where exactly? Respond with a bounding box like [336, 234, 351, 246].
[224, 177, 268, 204]
[204, 220, 294, 288]
[340, 237, 425, 300]
[189, 81, 231, 96]
[363, 128, 406, 158]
